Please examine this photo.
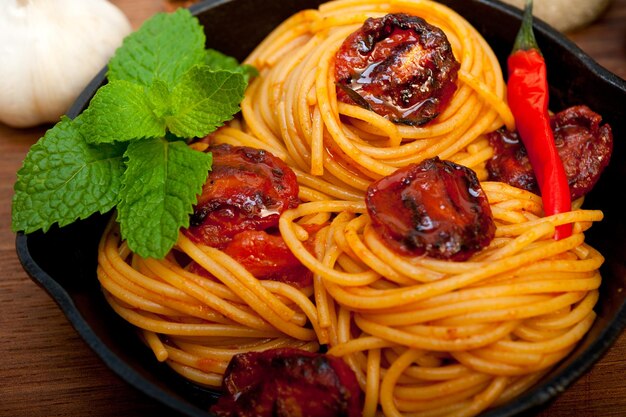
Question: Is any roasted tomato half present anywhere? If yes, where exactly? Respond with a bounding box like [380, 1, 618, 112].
[210, 348, 363, 417]
[366, 157, 495, 261]
[487, 105, 613, 200]
[335, 13, 460, 125]
[184, 144, 300, 248]
[223, 230, 313, 288]
[187, 229, 312, 287]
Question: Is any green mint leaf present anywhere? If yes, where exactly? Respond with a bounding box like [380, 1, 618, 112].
[147, 79, 172, 120]
[205, 49, 259, 82]
[117, 138, 212, 258]
[166, 67, 246, 138]
[108, 8, 206, 86]
[205, 48, 241, 70]
[80, 80, 165, 144]
[12, 116, 126, 233]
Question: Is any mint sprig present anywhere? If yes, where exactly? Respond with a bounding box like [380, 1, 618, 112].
[11, 8, 253, 259]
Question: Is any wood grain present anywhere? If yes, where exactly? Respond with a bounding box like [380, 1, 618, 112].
[1, 1, 625, 416]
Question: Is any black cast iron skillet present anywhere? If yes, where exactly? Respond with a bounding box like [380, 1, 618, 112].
[15, 0, 626, 416]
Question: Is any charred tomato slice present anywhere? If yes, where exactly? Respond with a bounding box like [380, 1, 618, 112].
[184, 143, 300, 248]
[335, 13, 460, 125]
[366, 157, 495, 261]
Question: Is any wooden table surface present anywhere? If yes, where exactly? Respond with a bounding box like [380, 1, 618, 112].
[1, 1, 625, 416]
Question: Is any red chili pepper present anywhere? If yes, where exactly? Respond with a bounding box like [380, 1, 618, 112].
[506, 0, 572, 240]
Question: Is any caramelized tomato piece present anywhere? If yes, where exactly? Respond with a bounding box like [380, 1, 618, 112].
[485, 128, 537, 192]
[187, 225, 323, 287]
[366, 157, 495, 261]
[334, 13, 460, 125]
[487, 105, 613, 200]
[210, 348, 363, 417]
[223, 230, 312, 288]
[186, 231, 312, 287]
[185, 144, 299, 248]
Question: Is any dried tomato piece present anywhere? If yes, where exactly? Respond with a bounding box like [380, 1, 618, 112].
[186, 225, 324, 288]
[222, 230, 313, 288]
[552, 105, 613, 199]
[210, 348, 363, 417]
[334, 13, 460, 125]
[485, 128, 537, 192]
[366, 157, 495, 261]
[186, 230, 312, 287]
[487, 105, 613, 200]
[184, 144, 299, 248]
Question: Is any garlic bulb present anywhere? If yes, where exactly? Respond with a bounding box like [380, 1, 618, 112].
[500, 0, 613, 32]
[0, 0, 132, 128]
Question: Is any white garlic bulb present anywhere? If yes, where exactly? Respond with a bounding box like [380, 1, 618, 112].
[0, 0, 132, 128]
[500, 0, 613, 32]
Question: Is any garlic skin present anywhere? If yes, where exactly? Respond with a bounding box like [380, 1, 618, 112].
[0, 0, 132, 128]
[500, 0, 613, 33]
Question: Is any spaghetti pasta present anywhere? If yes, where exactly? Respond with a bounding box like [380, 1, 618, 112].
[96, 0, 605, 415]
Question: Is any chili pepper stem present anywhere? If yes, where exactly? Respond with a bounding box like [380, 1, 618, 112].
[513, 0, 539, 53]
